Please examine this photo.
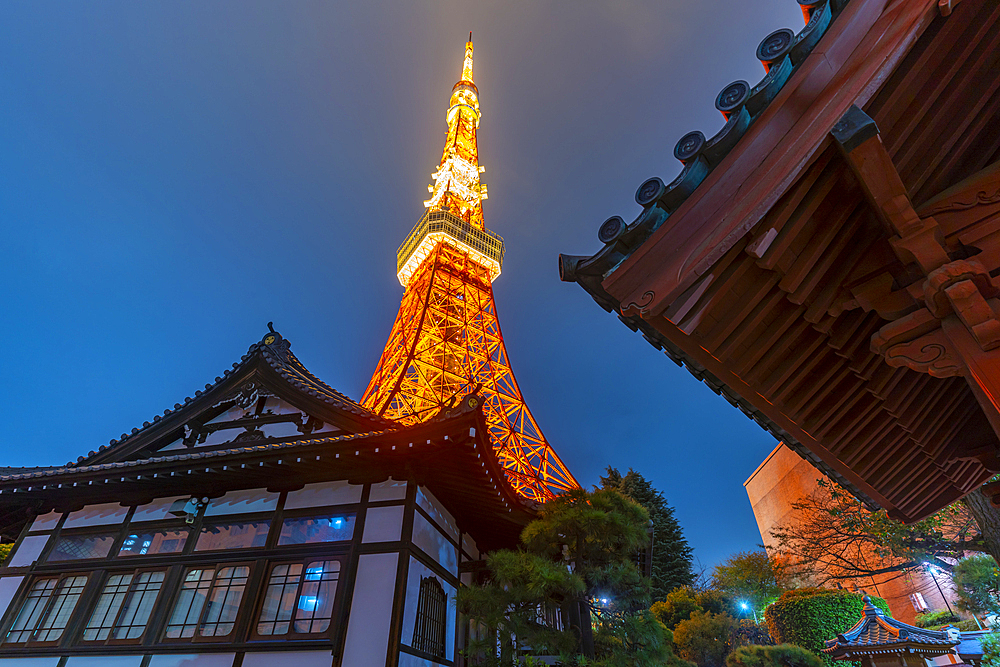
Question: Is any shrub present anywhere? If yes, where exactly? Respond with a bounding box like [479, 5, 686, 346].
[914, 610, 961, 628]
[726, 644, 824, 667]
[0, 543, 11, 565]
[653, 587, 704, 630]
[981, 632, 1000, 667]
[731, 619, 774, 648]
[764, 589, 890, 666]
[673, 611, 739, 667]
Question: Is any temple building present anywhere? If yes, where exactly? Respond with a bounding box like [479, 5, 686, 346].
[561, 0, 1000, 524]
[0, 37, 573, 667]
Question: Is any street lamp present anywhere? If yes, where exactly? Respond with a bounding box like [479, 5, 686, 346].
[740, 600, 759, 624]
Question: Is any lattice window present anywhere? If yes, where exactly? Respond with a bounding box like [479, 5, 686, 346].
[164, 565, 249, 639]
[256, 560, 340, 636]
[412, 576, 447, 658]
[3, 574, 89, 645]
[82, 570, 165, 642]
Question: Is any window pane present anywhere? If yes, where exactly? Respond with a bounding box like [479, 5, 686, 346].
[195, 521, 270, 551]
[34, 576, 88, 642]
[48, 534, 116, 561]
[293, 561, 339, 634]
[4, 579, 57, 643]
[165, 569, 214, 639]
[256, 564, 302, 636]
[119, 530, 188, 557]
[198, 566, 249, 637]
[113, 571, 165, 640]
[83, 574, 133, 641]
[278, 516, 355, 546]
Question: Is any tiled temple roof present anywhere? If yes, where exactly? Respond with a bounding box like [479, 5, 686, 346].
[823, 597, 957, 656]
[67, 324, 394, 468]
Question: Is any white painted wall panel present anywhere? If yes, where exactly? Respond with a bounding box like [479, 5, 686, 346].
[130, 495, 188, 523]
[8, 536, 49, 567]
[285, 480, 362, 509]
[242, 651, 333, 667]
[412, 513, 458, 575]
[363, 506, 404, 543]
[147, 655, 236, 667]
[398, 652, 440, 667]
[29, 512, 61, 532]
[204, 489, 278, 516]
[416, 487, 458, 542]
[462, 534, 479, 560]
[0, 577, 25, 618]
[64, 503, 128, 528]
[400, 556, 457, 662]
[369, 478, 407, 502]
[342, 552, 398, 667]
[65, 656, 143, 666]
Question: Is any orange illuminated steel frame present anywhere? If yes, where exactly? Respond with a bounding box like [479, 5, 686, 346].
[362, 36, 577, 502]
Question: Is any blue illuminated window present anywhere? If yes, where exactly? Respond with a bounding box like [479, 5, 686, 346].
[256, 560, 340, 636]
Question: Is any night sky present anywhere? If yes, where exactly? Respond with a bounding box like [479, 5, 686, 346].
[2, 1, 807, 569]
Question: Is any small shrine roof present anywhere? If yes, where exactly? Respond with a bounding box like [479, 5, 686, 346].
[824, 597, 957, 657]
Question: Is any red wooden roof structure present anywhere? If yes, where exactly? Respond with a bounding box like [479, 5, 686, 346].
[562, 0, 1000, 521]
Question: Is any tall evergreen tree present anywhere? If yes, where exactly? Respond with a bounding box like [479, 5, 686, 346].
[601, 467, 694, 600]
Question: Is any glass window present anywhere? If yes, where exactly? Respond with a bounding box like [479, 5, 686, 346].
[164, 565, 249, 639]
[82, 570, 165, 642]
[48, 533, 116, 561]
[118, 529, 188, 557]
[412, 576, 447, 658]
[195, 521, 270, 551]
[277, 515, 355, 546]
[256, 560, 340, 636]
[3, 575, 88, 644]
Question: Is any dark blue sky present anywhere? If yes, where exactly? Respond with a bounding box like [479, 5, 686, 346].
[2, 1, 805, 568]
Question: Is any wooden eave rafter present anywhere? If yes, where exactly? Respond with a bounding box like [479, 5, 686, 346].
[564, 0, 1000, 521]
[0, 409, 533, 551]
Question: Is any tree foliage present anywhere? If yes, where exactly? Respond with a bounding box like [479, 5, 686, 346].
[952, 554, 1000, 618]
[726, 644, 823, 667]
[769, 480, 982, 584]
[711, 550, 785, 612]
[651, 586, 737, 630]
[457, 488, 673, 666]
[764, 589, 890, 666]
[672, 611, 739, 667]
[0, 543, 11, 565]
[601, 467, 694, 600]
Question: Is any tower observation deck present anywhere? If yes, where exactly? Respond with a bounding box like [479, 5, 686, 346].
[362, 36, 577, 502]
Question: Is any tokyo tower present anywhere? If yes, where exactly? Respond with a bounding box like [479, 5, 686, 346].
[362, 35, 577, 502]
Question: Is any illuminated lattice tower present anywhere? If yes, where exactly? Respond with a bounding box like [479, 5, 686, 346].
[362, 36, 577, 502]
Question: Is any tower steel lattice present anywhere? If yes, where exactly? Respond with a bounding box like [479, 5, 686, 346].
[362, 36, 577, 502]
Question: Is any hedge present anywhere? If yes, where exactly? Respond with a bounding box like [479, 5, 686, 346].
[726, 644, 824, 667]
[764, 589, 890, 666]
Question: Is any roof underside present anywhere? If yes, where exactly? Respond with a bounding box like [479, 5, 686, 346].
[562, 0, 1000, 521]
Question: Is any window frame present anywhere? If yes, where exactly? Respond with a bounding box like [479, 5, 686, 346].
[248, 555, 347, 642]
[43, 529, 120, 564]
[77, 567, 168, 646]
[273, 509, 358, 548]
[193, 514, 274, 553]
[1, 572, 90, 648]
[159, 561, 255, 644]
[412, 575, 448, 659]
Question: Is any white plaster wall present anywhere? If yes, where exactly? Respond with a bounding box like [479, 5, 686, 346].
[8, 536, 49, 567]
[416, 487, 458, 542]
[0, 577, 25, 618]
[342, 552, 398, 667]
[399, 556, 457, 662]
[412, 513, 458, 575]
[204, 489, 278, 516]
[29, 512, 61, 532]
[462, 534, 479, 560]
[398, 652, 443, 667]
[242, 651, 333, 667]
[285, 481, 362, 509]
[65, 656, 143, 666]
[370, 479, 407, 502]
[147, 655, 236, 667]
[63, 503, 128, 528]
[363, 506, 404, 543]
[130, 496, 189, 523]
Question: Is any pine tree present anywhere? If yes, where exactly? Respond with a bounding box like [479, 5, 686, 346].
[601, 467, 694, 601]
